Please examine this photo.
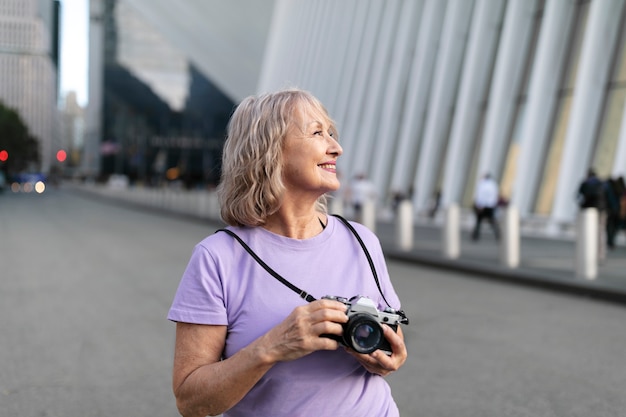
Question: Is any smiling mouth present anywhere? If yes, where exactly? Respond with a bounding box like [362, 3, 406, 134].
[318, 164, 336, 170]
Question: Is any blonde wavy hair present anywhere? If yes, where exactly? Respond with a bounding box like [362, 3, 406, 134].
[217, 88, 337, 226]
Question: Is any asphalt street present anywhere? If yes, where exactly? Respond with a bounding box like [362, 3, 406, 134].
[1, 188, 625, 416]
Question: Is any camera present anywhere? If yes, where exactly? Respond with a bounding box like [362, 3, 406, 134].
[322, 295, 409, 355]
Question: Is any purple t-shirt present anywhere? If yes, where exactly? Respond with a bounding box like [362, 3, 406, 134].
[168, 216, 402, 417]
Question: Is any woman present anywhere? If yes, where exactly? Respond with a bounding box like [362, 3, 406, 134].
[168, 88, 408, 417]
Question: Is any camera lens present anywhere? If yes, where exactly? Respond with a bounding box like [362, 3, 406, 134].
[345, 313, 383, 354]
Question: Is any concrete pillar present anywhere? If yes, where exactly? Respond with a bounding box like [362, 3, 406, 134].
[396, 200, 413, 251]
[476, 0, 537, 180]
[576, 208, 598, 280]
[441, 0, 506, 206]
[350, 1, 402, 176]
[511, 0, 576, 217]
[336, 0, 384, 179]
[371, 0, 425, 194]
[500, 206, 520, 268]
[412, 0, 476, 213]
[552, 0, 625, 224]
[443, 203, 460, 259]
[389, 0, 446, 194]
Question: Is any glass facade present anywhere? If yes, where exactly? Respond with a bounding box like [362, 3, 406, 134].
[97, 0, 234, 188]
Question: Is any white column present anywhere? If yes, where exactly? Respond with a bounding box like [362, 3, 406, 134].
[258, 0, 310, 93]
[350, 2, 402, 179]
[328, 1, 370, 120]
[389, 0, 447, 194]
[476, 0, 538, 180]
[312, 0, 355, 106]
[338, 0, 385, 180]
[257, 0, 296, 92]
[370, 0, 425, 195]
[510, 0, 577, 217]
[412, 0, 476, 213]
[294, 1, 326, 90]
[441, 0, 507, 207]
[552, 0, 625, 224]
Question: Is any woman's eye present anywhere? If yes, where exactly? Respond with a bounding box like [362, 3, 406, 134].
[313, 130, 323, 136]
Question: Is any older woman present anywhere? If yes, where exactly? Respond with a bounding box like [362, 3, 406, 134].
[168, 88, 407, 417]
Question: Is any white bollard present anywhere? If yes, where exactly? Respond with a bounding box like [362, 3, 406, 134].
[500, 206, 520, 268]
[329, 196, 344, 216]
[443, 203, 460, 259]
[576, 208, 598, 279]
[396, 200, 413, 251]
[362, 200, 376, 233]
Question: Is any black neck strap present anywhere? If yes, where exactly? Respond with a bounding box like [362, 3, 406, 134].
[216, 228, 316, 302]
[216, 214, 391, 307]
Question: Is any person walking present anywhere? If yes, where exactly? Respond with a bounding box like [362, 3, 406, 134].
[471, 173, 500, 241]
[577, 168, 608, 260]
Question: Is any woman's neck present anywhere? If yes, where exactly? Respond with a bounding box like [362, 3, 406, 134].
[263, 210, 327, 239]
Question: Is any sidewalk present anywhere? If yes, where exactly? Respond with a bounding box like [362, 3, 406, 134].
[69, 183, 626, 305]
[375, 220, 626, 305]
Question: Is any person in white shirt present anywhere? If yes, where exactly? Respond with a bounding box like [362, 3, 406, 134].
[472, 173, 500, 241]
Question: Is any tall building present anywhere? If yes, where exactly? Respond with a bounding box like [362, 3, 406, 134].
[87, 0, 626, 233]
[59, 91, 84, 171]
[85, 0, 244, 186]
[0, 0, 60, 174]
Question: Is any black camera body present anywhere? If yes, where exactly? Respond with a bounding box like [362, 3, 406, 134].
[322, 295, 409, 355]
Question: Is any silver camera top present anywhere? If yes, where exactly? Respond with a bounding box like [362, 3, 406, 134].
[324, 295, 409, 326]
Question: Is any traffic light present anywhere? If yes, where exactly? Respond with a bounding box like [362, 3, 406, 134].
[0, 150, 7, 162]
[56, 150, 67, 162]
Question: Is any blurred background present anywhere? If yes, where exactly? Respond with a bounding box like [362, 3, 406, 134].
[2, 0, 626, 235]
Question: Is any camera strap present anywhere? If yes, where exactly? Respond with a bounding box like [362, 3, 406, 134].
[216, 214, 391, 307]
[217, 227, 316, 302]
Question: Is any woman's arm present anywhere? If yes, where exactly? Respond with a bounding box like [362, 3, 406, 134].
[172, 299, 349, 417]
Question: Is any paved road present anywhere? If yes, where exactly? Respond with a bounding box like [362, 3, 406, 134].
[1, 188, 625, 416]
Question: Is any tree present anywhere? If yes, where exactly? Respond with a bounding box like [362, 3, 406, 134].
[0, 102, 40, 174]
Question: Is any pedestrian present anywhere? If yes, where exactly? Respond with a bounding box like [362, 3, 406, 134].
[605, 177, 620, 250]
[577, 168, 608, 260]
[167, 88, 408, 417]
[612, 176, 626, 244]
[471, 173, 500, 241]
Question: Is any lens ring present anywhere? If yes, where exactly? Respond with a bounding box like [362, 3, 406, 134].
[346, 313, 383, 354]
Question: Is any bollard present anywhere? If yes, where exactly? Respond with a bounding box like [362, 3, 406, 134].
[329, 196, 344, 217]
[500, 206, 520, 268]
[396, 200, 413, 251]
[442, 203, 460, 259]
[576, 208, 598, 279]
[362, 200, 376, 232]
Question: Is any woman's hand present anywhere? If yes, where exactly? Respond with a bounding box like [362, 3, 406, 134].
[172, 299, 349, 417]
[346, 325, 407, 376]
[257, 299, 349, 363]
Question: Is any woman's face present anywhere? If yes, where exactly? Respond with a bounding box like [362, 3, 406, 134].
[281, 103, 343, 200]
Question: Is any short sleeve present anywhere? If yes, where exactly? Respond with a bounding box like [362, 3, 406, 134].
[167, 243, 228, 325]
